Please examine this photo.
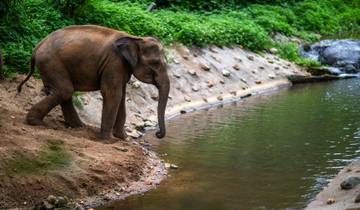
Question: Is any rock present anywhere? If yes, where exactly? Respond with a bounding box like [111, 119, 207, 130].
[47, 195, 57, 205]
[355, 192, 360, 203]
[55, 196, 67, 207]
[300, 39, 360, 74]
[326, 198, 335, 205]
[255, 80, 262, 84]
[346, 208, 360, 210]
[219, 79, 225, 84]
[270, 48, 278, 54]
[151, 95, 158, 101]
[113, 146, 128, 152]
[341, 176, 360, 190]
[222, 70, 231, 77]
[131, 81, 141, 89]
[202, 97, 208, 102]
[165, 163, 171, 168]
[127, 129, 143, 139]
[268, 74, 275, 79]
[258, 66, 265, 70]
[174, 73, 181, 78]
[211, 55, 222, 62]
[230, 91, 237, 96]
[188, 69, 197, 76]
[240, 78, 247, 84]
[184, 96, 191, 102]
[251, 70, 257, 74]
[191, 85, 199, 92]
[180, 110, 187, 114]
[74, 203, 85, 210]
[144, 120, 156, 127]
[209, 46, 218, 53]
[274, 66, 280, 70]
[170, 164, 178, 169]
[43, 201, 54, 210]
[267, 59, 274, 64]
[247, 55, 254, 61]
[217, 95, 223, 101]
[234, 56, 242, 62]
[232, 64, 241, 70]
[207, 80, 214, 88]
[183, 55, 189, 60]
[200, 63, 210, 71]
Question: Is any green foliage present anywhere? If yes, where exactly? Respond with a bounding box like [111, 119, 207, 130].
[5, 139, 71, 175]
[0, 0, 358, 73]
[72, 92, 84, 109]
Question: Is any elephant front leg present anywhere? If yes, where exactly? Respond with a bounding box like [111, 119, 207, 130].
[113, 93, 127, 140]
[61, 99, 83, 128]
[99, 90, 122, 140]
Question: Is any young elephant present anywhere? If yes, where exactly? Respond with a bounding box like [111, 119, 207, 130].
[17, 25, 170, 140]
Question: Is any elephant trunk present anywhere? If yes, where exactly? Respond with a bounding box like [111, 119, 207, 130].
[155, 76, 170, 139]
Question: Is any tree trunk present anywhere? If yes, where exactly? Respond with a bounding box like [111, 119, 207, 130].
[0, 48, 3, 80]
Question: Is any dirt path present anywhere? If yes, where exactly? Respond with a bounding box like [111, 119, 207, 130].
[0, 76, 166, 209]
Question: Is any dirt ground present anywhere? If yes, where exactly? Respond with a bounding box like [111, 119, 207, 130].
[0, 76, 166, 209]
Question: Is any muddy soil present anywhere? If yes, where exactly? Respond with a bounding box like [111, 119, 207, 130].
[0, 76, 165, 209]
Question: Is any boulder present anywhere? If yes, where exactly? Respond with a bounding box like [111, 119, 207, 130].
[340, 176, 360, 190]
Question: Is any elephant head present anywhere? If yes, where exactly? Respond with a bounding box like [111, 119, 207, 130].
[115, 36, 170, 138]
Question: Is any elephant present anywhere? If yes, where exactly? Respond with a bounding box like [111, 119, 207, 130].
[17, 25, 170, 140]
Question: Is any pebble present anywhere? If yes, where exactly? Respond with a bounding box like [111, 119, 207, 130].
[232, 64, 241, 70]
[151, 95, 158, 101]
[270, 48, 278, 54]
[192, 85, 199, 92]
[341, 176, 360, 190]
[222, 70, 231, 77]
[240, 78, 247, 84]
[184, 96, 191, 102]
[180, 110, 187, 114]
[131, 81, 141, 89]
[170, 164, 179, 169]
[268, 74, 276, 79]
[247, 55, 254, 61]
[355, 192, 360, 203]
[144, 120, 156, 127]
[267, 59, 274, 64]
[217, 95, 223, 101]
[174, 73, 181, 78]
[274, 66, 280, 70]
[258, 66, 265, 70]
[202, 97, 208, 102]
[207, 80, 214, 88]
[219, 80, 225, 84]
[255, 80, 262, 84]
[200, 64, 211, 71]
[234, 56, 242, 62]
[230, 91, 237, 96]
[327, 198, 335, 205]
[113, 146, 128, 152]
[183, 55, 189, 60]
[188, 69, 197, 76]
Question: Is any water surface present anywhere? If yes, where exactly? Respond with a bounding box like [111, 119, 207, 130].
[102, 79, 360, 210]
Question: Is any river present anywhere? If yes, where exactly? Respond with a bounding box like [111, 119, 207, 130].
[100, 78, 360, 210]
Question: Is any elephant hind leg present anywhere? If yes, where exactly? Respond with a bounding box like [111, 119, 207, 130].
[26, 94, 62, 125]
[61, 99, 83, 128]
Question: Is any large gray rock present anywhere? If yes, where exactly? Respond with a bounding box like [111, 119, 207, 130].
[340, 176, 360, 190]
[300, 39, 360, 74]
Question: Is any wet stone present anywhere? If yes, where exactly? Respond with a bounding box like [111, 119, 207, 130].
[341, 176, 360, 190]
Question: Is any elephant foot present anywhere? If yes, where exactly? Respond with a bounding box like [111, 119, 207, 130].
[26, 117, 45, 126]
[65, 120, 83, 128]
[113, 130, 127, 140]
[97, 131, 113, 140]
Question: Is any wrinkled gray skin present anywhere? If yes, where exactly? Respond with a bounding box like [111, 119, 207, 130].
[300, 39, 360, 74]
[17, 25, 170, 140]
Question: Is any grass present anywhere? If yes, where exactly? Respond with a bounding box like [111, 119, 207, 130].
[5, 139, 71, 175]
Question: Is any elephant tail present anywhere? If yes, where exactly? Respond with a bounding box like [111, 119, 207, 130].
[17, 54, 35, 94]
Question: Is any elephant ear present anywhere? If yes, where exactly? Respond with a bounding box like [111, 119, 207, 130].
[114, 37, 139, 69]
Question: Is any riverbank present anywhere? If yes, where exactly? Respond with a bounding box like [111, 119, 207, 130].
[0, 43, 310, 209]
[306, 160, 360, 210]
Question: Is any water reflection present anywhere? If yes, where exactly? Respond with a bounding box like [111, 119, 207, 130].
[101, 79, 360, 210]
